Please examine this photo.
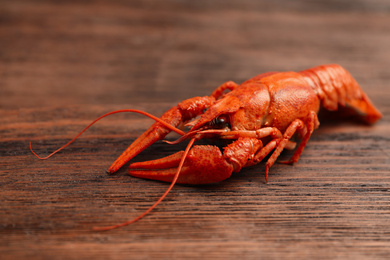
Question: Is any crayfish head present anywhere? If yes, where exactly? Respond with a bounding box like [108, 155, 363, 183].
[188, 95, 241, 132]
[189, 83, 271, 134]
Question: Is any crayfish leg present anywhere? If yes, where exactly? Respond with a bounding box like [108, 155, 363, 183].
[256, 112, 318, 182]
[279, 111, 319, 165]
[252, 140, 278, 182]
[210, 81, 239, 99]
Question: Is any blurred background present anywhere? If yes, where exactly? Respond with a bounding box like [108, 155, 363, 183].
[1, 0, 389, 110]
[1, 1, 390, 259]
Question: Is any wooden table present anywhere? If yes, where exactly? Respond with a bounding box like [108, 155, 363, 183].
[1, 1, 389, 259]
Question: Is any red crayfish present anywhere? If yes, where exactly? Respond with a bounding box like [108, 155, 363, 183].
[31, 64, 382, 230]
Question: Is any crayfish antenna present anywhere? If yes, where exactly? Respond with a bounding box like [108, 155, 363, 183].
[92, 137, 196, 231]
[29, 109, 186, 160]
[164, 129, 202, 145]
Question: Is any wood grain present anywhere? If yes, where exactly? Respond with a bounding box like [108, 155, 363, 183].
[1, 1, 390, 259]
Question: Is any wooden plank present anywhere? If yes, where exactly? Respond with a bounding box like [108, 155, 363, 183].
[1, 1, 389, 259]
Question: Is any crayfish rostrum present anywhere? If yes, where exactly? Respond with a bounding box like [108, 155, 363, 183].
[31, 64, 382, 230]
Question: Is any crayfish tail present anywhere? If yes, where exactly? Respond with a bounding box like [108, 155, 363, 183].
[300, 64, 382, 124]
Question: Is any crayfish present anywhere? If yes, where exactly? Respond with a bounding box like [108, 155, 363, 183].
[31, 64, 382, 230]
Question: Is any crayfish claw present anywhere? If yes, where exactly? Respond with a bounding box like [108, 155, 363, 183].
[129, 145, 234, 185]
[108, 96, 216, 174]
[107, 106, 185, 174]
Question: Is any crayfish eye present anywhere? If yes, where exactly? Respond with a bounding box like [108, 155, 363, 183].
[211, 114, 230, 128]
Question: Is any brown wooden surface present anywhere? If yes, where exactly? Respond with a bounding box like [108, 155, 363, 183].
[1, 1, 390, 259]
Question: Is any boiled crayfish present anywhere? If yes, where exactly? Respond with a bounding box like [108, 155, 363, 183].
[107, 64, 382, 182]
[31, 64, 382, 230]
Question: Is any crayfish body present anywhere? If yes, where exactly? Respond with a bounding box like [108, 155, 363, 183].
[31, 64, 382, 230]
[108, 64, 382, 184]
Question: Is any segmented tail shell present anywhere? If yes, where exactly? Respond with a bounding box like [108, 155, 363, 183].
[299, 64, 382, 124]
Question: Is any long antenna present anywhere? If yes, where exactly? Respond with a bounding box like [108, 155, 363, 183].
[30, 109, 186, 159]
[92, 137, 196, 231]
